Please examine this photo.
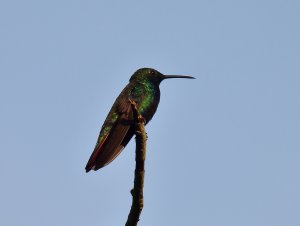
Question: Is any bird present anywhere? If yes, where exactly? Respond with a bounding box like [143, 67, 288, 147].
[85, 68, 195, 172]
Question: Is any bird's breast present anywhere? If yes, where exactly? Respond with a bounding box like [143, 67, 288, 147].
[133, 83, 160, 124]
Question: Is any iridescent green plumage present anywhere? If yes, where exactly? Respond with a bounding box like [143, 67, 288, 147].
[85, 68, 194, 172]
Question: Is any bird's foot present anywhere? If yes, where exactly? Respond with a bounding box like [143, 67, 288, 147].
[138, 115, 146, 124]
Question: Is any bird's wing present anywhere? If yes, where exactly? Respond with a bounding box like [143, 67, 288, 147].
[85, 97, 135, 172]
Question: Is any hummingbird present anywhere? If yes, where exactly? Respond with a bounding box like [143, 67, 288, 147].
[85, 68, 194, 172]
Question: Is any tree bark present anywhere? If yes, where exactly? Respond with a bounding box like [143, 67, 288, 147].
[125, 101, 147, 226]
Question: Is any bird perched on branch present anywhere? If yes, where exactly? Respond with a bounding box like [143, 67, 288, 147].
[85, 68, 194, 172]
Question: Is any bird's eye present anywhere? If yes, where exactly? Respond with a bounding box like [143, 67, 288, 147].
[150, 70, 155, 75]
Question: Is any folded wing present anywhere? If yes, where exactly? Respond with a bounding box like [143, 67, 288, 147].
[85, 98, 135, 172]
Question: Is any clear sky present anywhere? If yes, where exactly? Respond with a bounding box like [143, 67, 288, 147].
[1, 1, 299, 226]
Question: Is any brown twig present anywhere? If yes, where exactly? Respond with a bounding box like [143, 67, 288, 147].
[125, 100, 147, 226]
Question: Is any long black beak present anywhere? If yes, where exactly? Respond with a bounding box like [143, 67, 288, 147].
[163, 75, 195, 79]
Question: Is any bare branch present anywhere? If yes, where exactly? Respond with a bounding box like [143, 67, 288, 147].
[125, 100, 147, 226]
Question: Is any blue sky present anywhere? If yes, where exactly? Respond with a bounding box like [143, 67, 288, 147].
[1, 1, 299, 226]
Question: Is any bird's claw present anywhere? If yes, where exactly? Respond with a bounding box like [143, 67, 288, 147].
[129, 99, 146, 124]
[138, 115, 146, 124]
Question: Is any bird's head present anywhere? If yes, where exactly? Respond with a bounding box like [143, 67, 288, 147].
[130, 68, 195, 85]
